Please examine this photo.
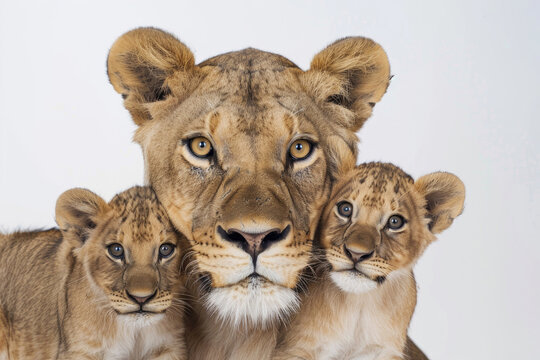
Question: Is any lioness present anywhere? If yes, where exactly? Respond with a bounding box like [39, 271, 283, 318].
[0, 186, 186, 359]
[107, 28, 392, 359]
[273, 162, 465, 359]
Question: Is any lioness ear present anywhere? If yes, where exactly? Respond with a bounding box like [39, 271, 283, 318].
[415, 172, 465, 234]
[326, 135, 357, 181]
[107, 27, 196, 125]
[303, 37, 391, 132]
[55, 188, 110, 244]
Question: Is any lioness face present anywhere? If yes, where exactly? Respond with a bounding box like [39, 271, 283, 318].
[61, 187, 185, 323]
[139, 61, 334, 326]
[108, 28, 391, 325]
[320, 163, 465, 294]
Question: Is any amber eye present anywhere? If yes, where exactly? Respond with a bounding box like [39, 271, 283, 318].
[107, 243, 124, 259]
[289, 139, 312, 160]
[337, 201, 353, 218]
[387, 215, 405, 230]
[189, 136, 213, 158]
[159, 243, 175, 258]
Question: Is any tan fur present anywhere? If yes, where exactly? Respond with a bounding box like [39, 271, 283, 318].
[274, 162, 465, 359]
[107, 28, 391, 359]
[0, 187, 186, 359]
[306, 37, 391, 131]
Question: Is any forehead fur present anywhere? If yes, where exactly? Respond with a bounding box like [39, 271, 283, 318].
[193, 51, 313, 127]
[199, 48, 299, 71]
[109, 187, 163, 216]
[197, 48, 300, 113]
[335, 162, 414, 206]
[107, 187, 173, 239]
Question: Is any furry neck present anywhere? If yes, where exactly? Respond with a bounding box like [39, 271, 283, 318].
[184, 278, 280, 360]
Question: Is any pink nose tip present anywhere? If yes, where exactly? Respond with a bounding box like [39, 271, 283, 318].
[344, 245, 374, 264]
[127, 291, 155, 305]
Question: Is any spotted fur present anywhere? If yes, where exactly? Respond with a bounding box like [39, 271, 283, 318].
[0, 187, 186, 359]
[274, 162, 465, 360]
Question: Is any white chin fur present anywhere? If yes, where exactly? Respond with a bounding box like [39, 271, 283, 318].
[118, 312, 165, 329]
[205, 276, 299, 328]
[330, 271, 378, 294]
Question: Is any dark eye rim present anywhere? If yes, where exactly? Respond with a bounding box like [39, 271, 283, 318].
[159, 243, 176, 259]
[107, 243, 125, 259]
[386, 214, 407, 230]
[288, 139, 316, 161]
[186, 136, 215, 159]
[336, 201, 353, 218]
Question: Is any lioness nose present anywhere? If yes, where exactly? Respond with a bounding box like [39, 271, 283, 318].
[218, 225, 291, 262]
[344, 245, 374, 264]
[127, 290, 156, 305]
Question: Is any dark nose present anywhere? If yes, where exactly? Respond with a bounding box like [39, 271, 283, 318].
[127, 291, 156, 305]
[218, 225, 291, 263]
[344, 244, 374, 264]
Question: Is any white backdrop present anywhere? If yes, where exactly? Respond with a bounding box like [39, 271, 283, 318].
[1, 1, 538, 359]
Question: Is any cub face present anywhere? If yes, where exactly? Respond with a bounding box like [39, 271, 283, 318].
[320, 162, 465, 294]
[107, 28, 391, 325]
[56, 186, 184, 322]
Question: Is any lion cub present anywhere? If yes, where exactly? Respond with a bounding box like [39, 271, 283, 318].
[274, 162, 465, 360]
[0, 186, 186, 359]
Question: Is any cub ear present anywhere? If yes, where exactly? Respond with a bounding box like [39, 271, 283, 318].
[415, 172, 466, 234]
[107, 27, 196, 125]
[55, 188, 110, 244]
[303, 37, 391, 132]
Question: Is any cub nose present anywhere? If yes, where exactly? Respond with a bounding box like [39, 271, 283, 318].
[218, 225, 291, 262]
[127, 290, 156, 305]
[344, 244, 374, 264]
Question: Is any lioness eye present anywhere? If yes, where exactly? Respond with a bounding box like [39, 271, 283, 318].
[337, 201, 353, 218]
[387, 215, 405, 230]
[289, 139, 312, 160]
[189, 136, 213, 158]
[108, 243, 124, 259]
[159, 243, 175, 258]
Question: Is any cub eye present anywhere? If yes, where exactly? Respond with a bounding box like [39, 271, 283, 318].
[189, 136, 213, 158]
[337, 201, 353, 218]
[108, 243, 124, 259]
[387, 215, 405, 230]
[159, 243, 175, 258]
[289, 139, 313, 160]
